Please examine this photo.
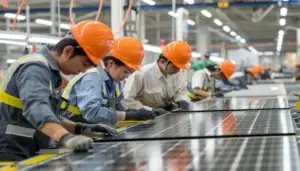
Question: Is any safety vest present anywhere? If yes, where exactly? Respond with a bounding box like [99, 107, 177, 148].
[0, 54, 53, 138]
[187, 71, 210, 100]
[61, 68, 121, 118]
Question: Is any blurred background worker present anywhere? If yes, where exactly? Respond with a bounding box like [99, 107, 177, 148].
[187, 60, 235, 100]
[246, 66, 259, 85]
[191, 52, 216, 71]
[123, 41, 191, 116]
[295, 62, 300, 80]
[61, 37, 156, 126]
[0, 20, 117, 161]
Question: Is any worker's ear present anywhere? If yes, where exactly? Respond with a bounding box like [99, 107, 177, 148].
[62, 46, 75, 60]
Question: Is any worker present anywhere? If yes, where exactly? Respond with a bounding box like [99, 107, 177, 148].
[246, 67, 259, 84]
[123, 41, 191, 116]
[191, 52, 216, 71]
[60, 37, 156, 125]
[0, 20, 117, 161]
[295, 62, 300, 80]
[187, 60, 235, 100]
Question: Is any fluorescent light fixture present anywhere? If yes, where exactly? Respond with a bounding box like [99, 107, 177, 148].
[200, 10, 212, 18]
[192, 52, 201, 58]
[0, 39, 27, 46]
[278, 30, 284, 36]
[248, 46, 258, 53]
[235, 35, 241, 40]
[265, 51, 274, 55]
[59, 23, 70, 30]
[143, 44, 161, 53]
[6, 59, 16, 64]
[210, 56, 224, 63]
[142, 0, 156, 5]
[230, 31, 237, 36]
[4, 13, 25, 20]
[35, 19, 53, 26]
[28, 35, 60, 44]
[187, 19, 195, 26]
[282, 0, 289, 1]
[0, 32, 27, 40]
[184, 0, 194, 4]
[279, 18, 286, 26]
[213, 19, 223, 26]
[168, 11, 178, 18]
[222, 25, 230, 32]
[240, 38, 246, 43]
[280, 7, 288, 16]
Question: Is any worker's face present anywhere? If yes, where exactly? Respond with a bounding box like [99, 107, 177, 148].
[211, 71, 223, 79]
[159, 59, 180, 75]
[58, 46, 94, 75]
[106, 60, 134, 81]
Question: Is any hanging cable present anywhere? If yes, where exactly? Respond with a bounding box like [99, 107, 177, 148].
[115, 0, 134, 37]
[95, 0, 104, 21]
[69, 0, 75, 25]
[12, 0, 27, 30]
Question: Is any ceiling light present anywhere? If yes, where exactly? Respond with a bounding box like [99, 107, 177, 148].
[192, 52, 201, 58]
[213, 19, 222, 26]
[278, 30, 284, 36]
[184, 0, 194, 4]
[279, 18, 286, 26]
[142, 0, 156, 5]
[200, 10, 212, 18]
[28, 35, 60, 44]
[280, 7, 288, 16]
[168, 11, 178, 18]
[35, 19, 53, 26]
[187, 19, 195, 26]
[222, 25, 231, 32]
[0, 32, 27, 40]
[4, 13, 25, 20]
[143, 44, 162, 53]
[59, 23, 70, 30]
[6, 59, 16, 64]
[230, 31, 237, 36]
[0, 39, 27, 46]
[235, 35, 241, 40]
[240, 38, 246, 43]
[265, 51, 275, 55]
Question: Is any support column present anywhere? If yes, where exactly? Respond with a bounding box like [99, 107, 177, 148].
[171, 0, 176, 41]
[156, 13, 160, 45]
[50, 0, 56, 35]
[297, 29, 300, 60]
[220, 42, 227, 59]
[138, 11, 145, 41]
[176, 8, 188, 41]
[111, 0, 125, 38]
[196, 28, 211, 56]
[25, 5, 30, 34]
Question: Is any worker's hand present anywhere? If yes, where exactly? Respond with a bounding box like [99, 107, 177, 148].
[152, 108, 169, 116]
[175, 100, 190, 110]
[75, 123, 117, 137]
[125, 108, 156, 120]
[59, 133, 93, 152]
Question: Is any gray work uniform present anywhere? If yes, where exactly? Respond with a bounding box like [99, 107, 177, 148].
[0, 46, 63, 161]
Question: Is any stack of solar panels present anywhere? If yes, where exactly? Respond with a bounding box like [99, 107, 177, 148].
[22, 85, 300, 171]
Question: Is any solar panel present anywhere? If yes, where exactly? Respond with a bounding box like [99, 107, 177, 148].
[225, 84, 286, 97]
[257, 79, 296, 84]
[183, 96, 289, 112]
[98, 110, 295, 141]
[22, 136, 300, 171]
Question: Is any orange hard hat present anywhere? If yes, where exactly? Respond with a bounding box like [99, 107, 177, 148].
[257, 65, 264, 73]
[162, 41, 192, 69]
[218, 60, 235, 79]
[71, 20, 114, 66]
[110, 37, 144, 70]
[248, 67, 258, 76]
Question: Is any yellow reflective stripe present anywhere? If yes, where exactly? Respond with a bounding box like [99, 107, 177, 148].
[60, 101, 81, 115]
[187, 91, 202, 100]
[0, 162, 14, 166]
[20, 154, 56, 165]
[115, 86, 120, 97]
[0, 91, 23, 109]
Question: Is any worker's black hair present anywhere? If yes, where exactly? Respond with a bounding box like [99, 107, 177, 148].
[52, 38, 87, 57]
[206, 64, 219, 72]
[157, 53, 168, 62]
[103, 56, 125, 67]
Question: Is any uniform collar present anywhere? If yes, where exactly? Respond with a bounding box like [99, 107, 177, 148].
[96, 67, 110, 81]
[38, 46, 60, 71]
[203, 68, 212, 79]
[154, 62, 164, 79]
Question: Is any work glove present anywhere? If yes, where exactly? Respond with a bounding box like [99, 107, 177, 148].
[125, 108, 156, 120]
[75, 123, 117, 137]
[152, 108, 169, 116]
[175, 100, 190, 110]
[59, 133, 93, 152]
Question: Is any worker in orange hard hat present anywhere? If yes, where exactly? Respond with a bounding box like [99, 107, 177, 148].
[60, 37, 156, 126]
[187, 60, 236, 100]
[246, 66, 259, 84]
[123, 41, 192, 116]
[0, 20, 117, 161]
[295, 62, 300, 80]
